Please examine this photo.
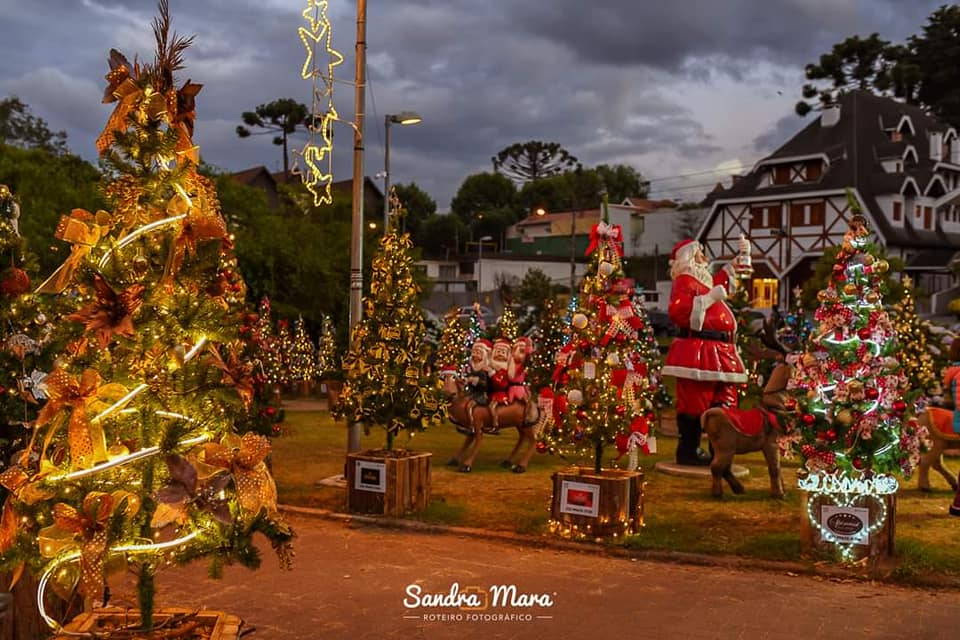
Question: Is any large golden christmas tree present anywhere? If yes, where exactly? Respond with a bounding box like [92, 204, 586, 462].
[0, 3, 292, 630]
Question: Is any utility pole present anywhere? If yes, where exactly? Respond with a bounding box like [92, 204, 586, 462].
[347, 0, 367, 454]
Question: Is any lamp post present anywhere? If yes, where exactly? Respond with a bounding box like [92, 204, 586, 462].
[383, 111, 422, 232]
[477, 235, 493, 302]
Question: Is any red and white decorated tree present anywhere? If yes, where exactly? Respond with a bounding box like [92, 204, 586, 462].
[540, 199, 661, 473]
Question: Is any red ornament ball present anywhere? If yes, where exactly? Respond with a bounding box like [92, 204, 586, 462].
[576, 409, 588, 420]
[865, 387, 879, 400]
[892, 400, 907, 413]
[615, 334, 626, 344]
[536, 441, 548, 453]
[857, 328, 872, 340]
[801, 413, 816, 426]
[0, 267, 30, 296]
[614, 405, 626, 416]
[826, 429, 837, 441]
[579, 339, 591, 351]
[852, 458, 863, 470]
[265, 406, 277, 417]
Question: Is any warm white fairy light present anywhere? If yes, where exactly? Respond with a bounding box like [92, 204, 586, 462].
[98, 214, 187, 269]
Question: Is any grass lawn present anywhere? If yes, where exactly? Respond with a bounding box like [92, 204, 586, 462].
[271, 409, 960, 584]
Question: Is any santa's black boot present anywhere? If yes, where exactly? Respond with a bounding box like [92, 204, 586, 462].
[950, 472, 960, 517]
[676, 413, 711, 466]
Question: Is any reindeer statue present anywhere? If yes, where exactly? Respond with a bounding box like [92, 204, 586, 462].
[442, 337, 541, 473]
[916, 406, 960, 491]
[701, 321, 793, 498]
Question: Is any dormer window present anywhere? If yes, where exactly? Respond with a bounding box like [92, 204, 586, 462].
[805, 161, 822, 180]
[891, 130, 903, 142]
[773, 165, 791, 185]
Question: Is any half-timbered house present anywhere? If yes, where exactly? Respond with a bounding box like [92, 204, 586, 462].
[700, 90, 960, 313]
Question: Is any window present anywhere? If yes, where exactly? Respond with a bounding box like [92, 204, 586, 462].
[789, 201, 824, 226]
[773, 165, 791, 185]
[891, 131, 903, 142]
[924, 206, 933, 229]
[631, 216, 645, 247]
[751, 278, 779, 308]
[438, 264, 457, 279]
[805, 161, 822, 181]
[750, 205, 781, 228]
[892, 201, 902, 221]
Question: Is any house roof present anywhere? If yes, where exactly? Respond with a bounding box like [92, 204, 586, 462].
[232, 166, 276, 187]
[621, 197, 678, 212]
[515, 209, 601, 234]
[704, 90, 960, 249]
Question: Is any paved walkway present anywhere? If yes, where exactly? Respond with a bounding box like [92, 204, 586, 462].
[141, 513, 960, 640]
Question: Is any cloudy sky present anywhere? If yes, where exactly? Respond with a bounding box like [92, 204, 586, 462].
[0, 0, 945, 211]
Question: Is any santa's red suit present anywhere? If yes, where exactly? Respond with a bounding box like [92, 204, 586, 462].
[661, 238, 749, 465]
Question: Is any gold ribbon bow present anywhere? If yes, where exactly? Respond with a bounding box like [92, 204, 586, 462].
[35, 209, 112, 294]
[34, 368, 129, 470]
[203, 433, 277, 521]
[96, 50, 143, 155]
[205, 344, 255, 409]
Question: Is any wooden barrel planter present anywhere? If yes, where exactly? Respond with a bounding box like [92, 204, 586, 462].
[550, 467, 645, 539]
[54, 607, 242, 639]
[346, 451, 431, 517]
[799, 490, 896, 562]
[323, 380, 343, 409]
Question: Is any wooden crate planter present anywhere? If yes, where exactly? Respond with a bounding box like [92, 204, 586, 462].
[799, 490, 896, 562]
[55, 607, 241, 639]
[346, 451, 431, 517]
[550, 467, 645, 539]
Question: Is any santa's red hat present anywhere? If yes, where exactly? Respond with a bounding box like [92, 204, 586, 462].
[671, 238, 698, 262]
[472, 338, 493, 350]
[493, 337, 512, 348]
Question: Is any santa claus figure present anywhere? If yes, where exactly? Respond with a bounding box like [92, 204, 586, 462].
[464, 339, 493, 408]
[488, 339, 513, 424]
[661, 237, 751, 465]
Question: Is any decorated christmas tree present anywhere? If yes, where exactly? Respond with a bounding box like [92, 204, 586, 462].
[288, 315, 318, 388]
[315, 314, 341, 381]
[0, 185, 54, 466]
[496, 301, 519, 341]
[525, 297, 566, 392]
[334, 194, 444, 450]
[893, 275, 937, 405]
[632, 291, 672, 411]
[252, 297, 285, 388]
[541, 200, 661, 473]
[434, 307, 467, 379]
[276, 319, 293, 386]
[778, 286, 813, 351]
[785, 210, 927, 478]
[235, 309, 286, 439]
[0, 6, 292, 630]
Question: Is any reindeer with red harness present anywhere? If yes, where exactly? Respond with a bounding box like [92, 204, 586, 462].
[701, 323, 793, 498]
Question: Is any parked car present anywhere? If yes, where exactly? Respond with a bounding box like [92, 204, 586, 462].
[646, 309, 676, 337]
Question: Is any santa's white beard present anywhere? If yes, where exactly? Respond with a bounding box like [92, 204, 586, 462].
[672, 260, 713, 287]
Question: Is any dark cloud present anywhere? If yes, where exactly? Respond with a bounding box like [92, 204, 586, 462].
[753, 112, 811, 153]
[0, 0, 948, 209]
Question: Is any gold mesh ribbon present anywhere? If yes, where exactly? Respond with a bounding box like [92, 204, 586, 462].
[35, 209, 112, 294]
[203, 433, 277, 520]
[49, 492, 115, 598]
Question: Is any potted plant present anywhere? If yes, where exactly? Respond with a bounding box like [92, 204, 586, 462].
[334, 195, 445, 516]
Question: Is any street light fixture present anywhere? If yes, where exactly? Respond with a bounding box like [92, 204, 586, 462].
[478, 235, 493, 301]
[383, 110, 422, 232]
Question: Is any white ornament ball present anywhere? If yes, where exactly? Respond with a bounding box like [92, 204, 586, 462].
[606, 352, 620, 366]
[35, 313, 47, 325]
[567, 389, 583, 405]
[599, 261, 614, 277]
[572, 313, 588, 329]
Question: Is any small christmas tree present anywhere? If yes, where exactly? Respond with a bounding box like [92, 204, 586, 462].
[542, 199, 661, 473]
[252, 297, 285, 388]
[632, 291, 672, 411]
[0, 6, 293, 629]
[288, 316, 318, 389]
[527, 297, 567, 391]
[434, 307, 467, 379]
[316, 314, 341, 381]
[786, 210, 926, 477]
[235, 309, 286, 438]
[497, 300, 519, 341]
[276, 319, 293, 386]
[893, 275, 937, 405]
[334, 193, 444, 450]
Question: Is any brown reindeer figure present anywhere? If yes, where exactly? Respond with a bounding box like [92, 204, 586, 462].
[917, 406, 960, 492]
[701, 321, 793, 498]
[442, 376, 541, 473]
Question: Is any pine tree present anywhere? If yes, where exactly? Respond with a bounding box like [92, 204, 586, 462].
[0, 7, 292, 628]
[288, 316, 317, 385]
[316, 314, 341, 381]
[435, 307, 467, 378]
[786, 211, 926, 477]
[893, 275, 937, 403]
[334, 195, 445, 450]
[541, 200, 661, 472]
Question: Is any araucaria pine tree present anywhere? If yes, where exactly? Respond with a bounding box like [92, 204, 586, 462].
[0, 6, 292, 630]
[334, 197, 444, 450]
[435, 307, 467, 378]
[893, 275, 937, 404]
[542, 203, 661, 473]
[316, 314, 340, 380]
[785, 212, 927, 477]
[288, 316, 317, 384]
